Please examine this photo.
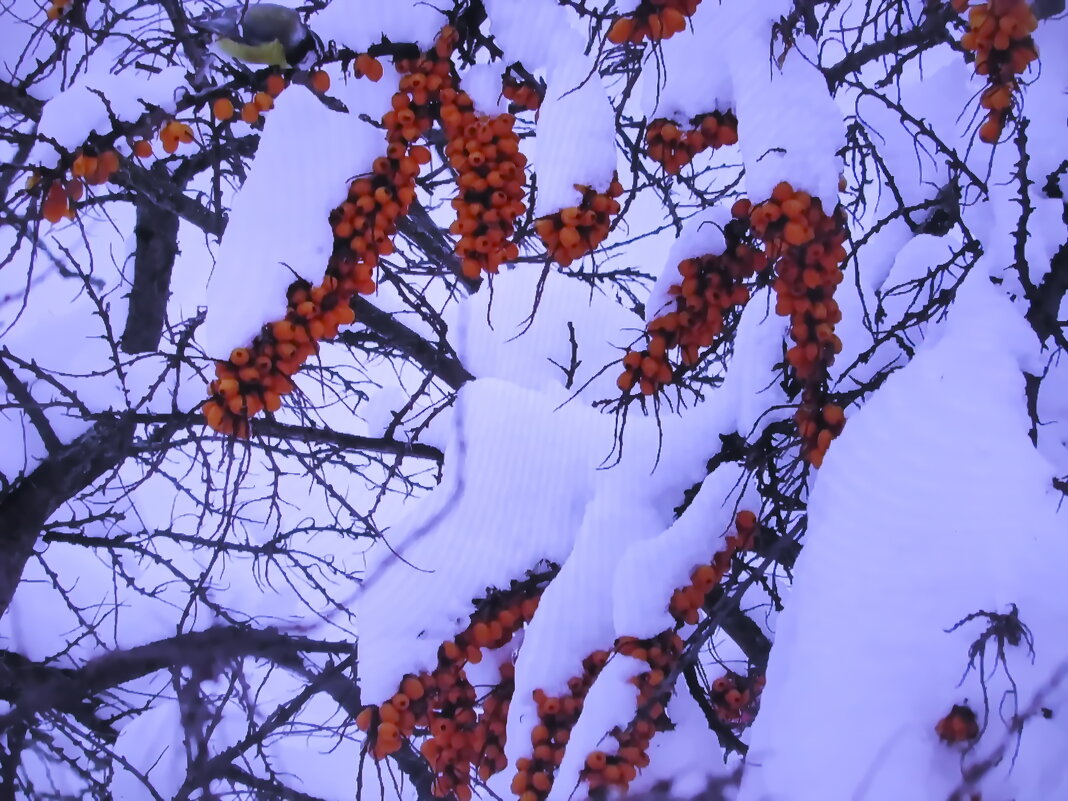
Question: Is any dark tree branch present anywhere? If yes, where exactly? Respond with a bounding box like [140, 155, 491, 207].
[0, 413, 136, 620]
[0, 626, 352, 725]
[120, 196, 181, 353]
[718, 607, 773, 672]
[252, 419, 445, 463]
[0, 79, 43, 119]
[398, 201, 480, 293]
[0, 352, 62, 454]
[824, 4, 957, 88]
[112, 158, 226, 235]
[350, 298, 474, 391]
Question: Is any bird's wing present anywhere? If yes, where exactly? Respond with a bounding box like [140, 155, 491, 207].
[238, 11, 299, 47]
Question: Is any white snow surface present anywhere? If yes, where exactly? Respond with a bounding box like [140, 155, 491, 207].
[313, 0, 446, 52]
[737, 277, 1068, 801]
[725, 14, 844, 209]
[198, 74, 395, 355]
[614, 462, 750, 639]
[461, 63, 510, 116]
[640, 0, 735, 123]
[28, 66, 188, 168]
[447, 266, 644, 402]
[547, 655, 646, 801]
[504, 489, 666, 771]
[482, 0, 617, 214]
[531, 54, 618, 215]
[354, 377, 605, 704]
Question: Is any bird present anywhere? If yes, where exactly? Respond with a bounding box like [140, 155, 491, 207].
[188, 3, 322, 69]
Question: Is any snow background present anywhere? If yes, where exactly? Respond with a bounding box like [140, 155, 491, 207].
[0, 0, 1065, 800]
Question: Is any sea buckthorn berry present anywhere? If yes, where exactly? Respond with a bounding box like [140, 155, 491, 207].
[621, 213, 766, 397]
[311, 70, 332, 93]
[537, 178, 623, 267]
[265, 74, 287, 97]
[212, 97, 235, 121]
[607, 0, 701, 45]
[646, 111, 739, 173]
[356, 54, 384, 82]
[750, 185, 849, 464]
[240, 102, 260, 124]
[502, 73, 544, 111]
[41, 181, 69, 224]
[957, 0, 1038, 144]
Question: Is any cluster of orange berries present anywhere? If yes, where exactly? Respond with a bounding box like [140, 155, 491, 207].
[331, 144, 430, 270]
[618, 216, 767, 396]
[511, 650, 611, 801]
[955, 0, 1039, 143]
[202, 273, 361, 435]
[581, 630, 684, 793]
[209, 65, 349, 126]
[645, 111, 739, 174]
[445, 107, 527, 279]
[578, 511, 760, 792]
[502, 74, 543, 112]
[935, 703, 980, 744]
[607, 0, 702, 44]
[203, 127, 428, 434]
[159, 120, 195, 154]
[388, 27, 462, 143]
[738, 182, 849, 466]
[356, 569, 553, 800]
[475, 662, 515, 782]
[202, 34, 450, 435]
[535, 179, 624, 268]
[122, 121, 195, 162]
[709, 672, 765, 727]
[33, 147, 122, 224]
[669, 510, 758, 625]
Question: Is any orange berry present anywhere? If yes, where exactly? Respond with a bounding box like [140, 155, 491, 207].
[978, 116, 1002, 144]
[607, 16, 635, 44]
[132, 139, 153, 158]
[311, 70, 331, 94]
[240, 102, 260, 124]
[355, 707, 376, 731]
[265, 74, 287, 97]
[212, 97, 235, 121]
[356, 54, 383, 82]
[41, 182, 68, 223]
[735, 509, 757, 532]
[771, 181, 795, 203]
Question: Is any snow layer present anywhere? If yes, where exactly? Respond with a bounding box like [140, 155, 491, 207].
[447, 266, 644, 402]
[29, 66, 188, 168]
[614, 462, 749, 638]
[505, 491, 665, 771]
[723, 5, 843, 209]
[460, 63, 510, 116]
[640, 0, 735, 123]
[738, 276, 1068, 801]
[484, 0, 617, 214]
[355, 378, 604, 704]
[198, 73, 395, 355]
[313, 0, 445, 52]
